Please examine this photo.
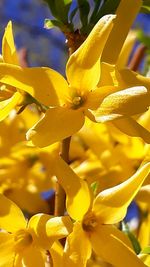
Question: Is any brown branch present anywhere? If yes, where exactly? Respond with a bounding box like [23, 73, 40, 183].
[45, 250, 53, 267]
[128, 44, 147, 71]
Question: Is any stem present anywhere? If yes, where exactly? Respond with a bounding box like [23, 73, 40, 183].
[65, 31, 86, 55]
[54, 136, 71, 216]
[128, 44, 147, 71]
[45, 250, 53, 267]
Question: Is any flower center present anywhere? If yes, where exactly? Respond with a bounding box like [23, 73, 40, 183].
[14, 229, 33, 252]
[72, 95, 84, 109]
[82, 211, 98, 232]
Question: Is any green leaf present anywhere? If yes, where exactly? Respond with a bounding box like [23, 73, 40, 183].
[137, 30, 150, 50]
[44, 19, 64, 29]
[44, 0, 57, 18]
[91, 181, 99, 196]
[121, 222, 141, 255]
[77, 0, 90, 30]
[55, 0, 72, 23]
[95, 0, 120, 21]
[141, 246, 150, 255]
[90, 0, 103, 24]
[140, 0, 150, 13]
[64, 0, 72, 4]
[69, 6, 78, 23]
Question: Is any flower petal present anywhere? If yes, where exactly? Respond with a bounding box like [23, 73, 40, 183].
[118, 68, 150, 91]
[27, 107, 85, 147]
[46, 216, 73, 241]
[54, 156, 92, 220]
[90, 224, 145, 267]
[0, 91, 22, 121]
[112, 117, 150, 144]
[66, 15, 116, 92]
[0, 64, 69, 106]
[2, 21, 19, 65]
[28, 213, 52, 249]
[0, 194, 26, 232]
[22, 246, 45, 267]
[92, 162, 150, 224]
[92, 86, 150, 122]
[50, 241, 63, 267]
[5, 188, 50, 214]
[117, 31, 136, 69]
[63, 222, 91, 267]
[101, 0, 142, 64]
[84, 86, 117, 110]
[0, 232, 15, 267]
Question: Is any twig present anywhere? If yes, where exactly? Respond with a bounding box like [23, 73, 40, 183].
[128, 44, 147, 71]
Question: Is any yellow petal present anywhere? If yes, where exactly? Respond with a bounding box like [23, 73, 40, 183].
[92, 162, 150, 224]
[22, 246, 45, 267]
[27, 107, 85, 147]
[84, 86, 117, 110]
[46, 216, 73, 241]
[101, 0, 142, 64]
[2, 21, 19, 65]
[90, 224, 145, 267]
[92, 86, 150, 122]
[28, 213, 52, 249]
[0, 194, 26, 232]
[63, 222, 91, 267]
[54, 156, 92, 220]
[0, 232, 15, 267]
[117, 31, 137, 69]
[50, 241, 63, 267]
[0, 63, 69, 106]
[66, 15, 116, 92]
[138, 214, 150, 249]
[139, 254, 150, 267]
[118, 68, 150, 91]
[0, 91, 22, 121]
[112, 117, 150, 143]
[5, 188, 50, 214]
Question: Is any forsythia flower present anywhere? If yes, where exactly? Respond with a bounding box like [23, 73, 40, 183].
[54, 156, 150, 267]
[0, 22, 23, 121]
[0, 194, 72, 266]
[0, 0, 149, 147]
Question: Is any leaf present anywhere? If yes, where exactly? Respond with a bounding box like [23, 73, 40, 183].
[44, 19, 64, 30]
[121, 222, 141, 255]
[64, 0, 72, 4]
[140, 0, 150, 13]
[91, 181, 99, 196]
[141, 246, 150, 255]
[69, 6, 78, 23]
[93, 0, 120, 23]
[44, 0, 57, 18]
[55, 0, 72, 23]
[137, 30, 150, 50]
[77, 0, 90, 30]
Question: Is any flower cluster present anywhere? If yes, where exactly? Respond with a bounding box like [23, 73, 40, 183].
[0, 0, 150, 266]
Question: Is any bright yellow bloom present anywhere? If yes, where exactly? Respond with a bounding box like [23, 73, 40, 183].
[0, 21, 24, 121]
[96, 0, 150, 143]
[0, 0, 149, 147]
[54, 156, 150, 266]
[0, 194, 72, 266]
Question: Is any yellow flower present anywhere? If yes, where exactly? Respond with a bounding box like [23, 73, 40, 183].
[54, 156, 150, 266]
[0, 194, 72, 266]
[96, 0, 150, 143]
[0, 0, 149, 146]
[0, 21, 23, 121]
